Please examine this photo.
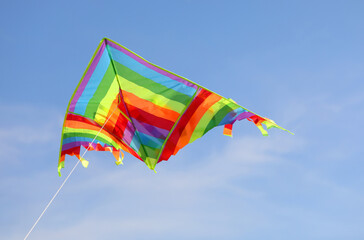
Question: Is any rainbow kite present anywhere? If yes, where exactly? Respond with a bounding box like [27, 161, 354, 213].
[58, 38, 291, 175]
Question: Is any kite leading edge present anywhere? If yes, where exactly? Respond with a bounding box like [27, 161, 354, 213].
[58, 38, 292, 176]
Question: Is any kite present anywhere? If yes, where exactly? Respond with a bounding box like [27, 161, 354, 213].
[58, 38, 291, 176]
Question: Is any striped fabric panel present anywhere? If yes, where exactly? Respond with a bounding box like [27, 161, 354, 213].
[60, 113, 141, 165]
[115, 68, 189, 113]
[106, 40, 198, 91]
[105, 42, 198, 163]
[69, 41, 107, 113]
[62, 114, 121, 149]
[123, 91, 180, 123]
[188, 98, 241, 142]
[159, 88, 214, 161]
[159, 89, 260, 162]
[107, 45, 196, 97]
[59, 38, 288, 174]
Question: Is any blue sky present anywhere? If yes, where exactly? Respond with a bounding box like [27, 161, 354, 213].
[1, 1, 364, 239]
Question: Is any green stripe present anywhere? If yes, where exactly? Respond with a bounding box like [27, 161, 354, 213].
[117, 75, 186, 113]
[202, 101, 237, 135]
[133, 145, 159, 161]
[63, 132, 115, 147]
[63, 127, 119, 149]
[189, 99, 225, 143]
[113, 61, 191, 105]
[94, 77, 120, 125]
[190, 99, 238, 143]
[84, 64, 116, 118]
[142, 145, 160, 160]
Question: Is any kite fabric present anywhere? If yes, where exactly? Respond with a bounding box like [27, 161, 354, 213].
[58, 38, 291, 176]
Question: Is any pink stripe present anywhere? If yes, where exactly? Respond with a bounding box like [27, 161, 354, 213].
[236, 112, 255, 121]
[105, 40, 197, 89]
[132, 117, 170, 139]
[122, 121, 135, 145]
[69, 41, 107, 112]
[62, 142, 99, 151]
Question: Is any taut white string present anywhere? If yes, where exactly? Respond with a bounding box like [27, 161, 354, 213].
[24, 106, 120, 240]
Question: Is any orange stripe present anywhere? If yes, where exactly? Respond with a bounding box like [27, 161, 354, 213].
[223, 124, 233, 136]
[104, 99, 121, 133]
[123, 91, 180, 122]
[174, 93, 221, 154]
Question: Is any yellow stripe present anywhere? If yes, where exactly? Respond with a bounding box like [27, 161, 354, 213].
[94, 77, 120, 125]
[189, 98, 227, 143]
[118, 75, 186, 113]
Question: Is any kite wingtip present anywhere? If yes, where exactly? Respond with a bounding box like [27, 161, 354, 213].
[262, 119, 294, 136]
[287, 130, 295, 135]
[274, 124, 294, 136]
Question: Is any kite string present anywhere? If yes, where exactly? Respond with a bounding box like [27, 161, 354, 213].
[24, 106, 120, 240]
[23, 160, 80, 240]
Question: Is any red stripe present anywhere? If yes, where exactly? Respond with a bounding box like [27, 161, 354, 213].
[127, 104, 175, 130]
[112, 113, 129, 140]
[159, 89, 212, 162]
[248, 115, 265, 125]
[66, 113, 100, 127]
[61, 146, 80, 159]
[118, 91, 129, 116]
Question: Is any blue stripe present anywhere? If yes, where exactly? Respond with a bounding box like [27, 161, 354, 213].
[108, 46, 196, 97]
[129, 134, 141, 153]
[62, 137, 107, 146]
[131, 117, 169, 139]
[137, 131, 164, 149]
[73, 49, 111, 115]
[219, 108, 246, 125]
